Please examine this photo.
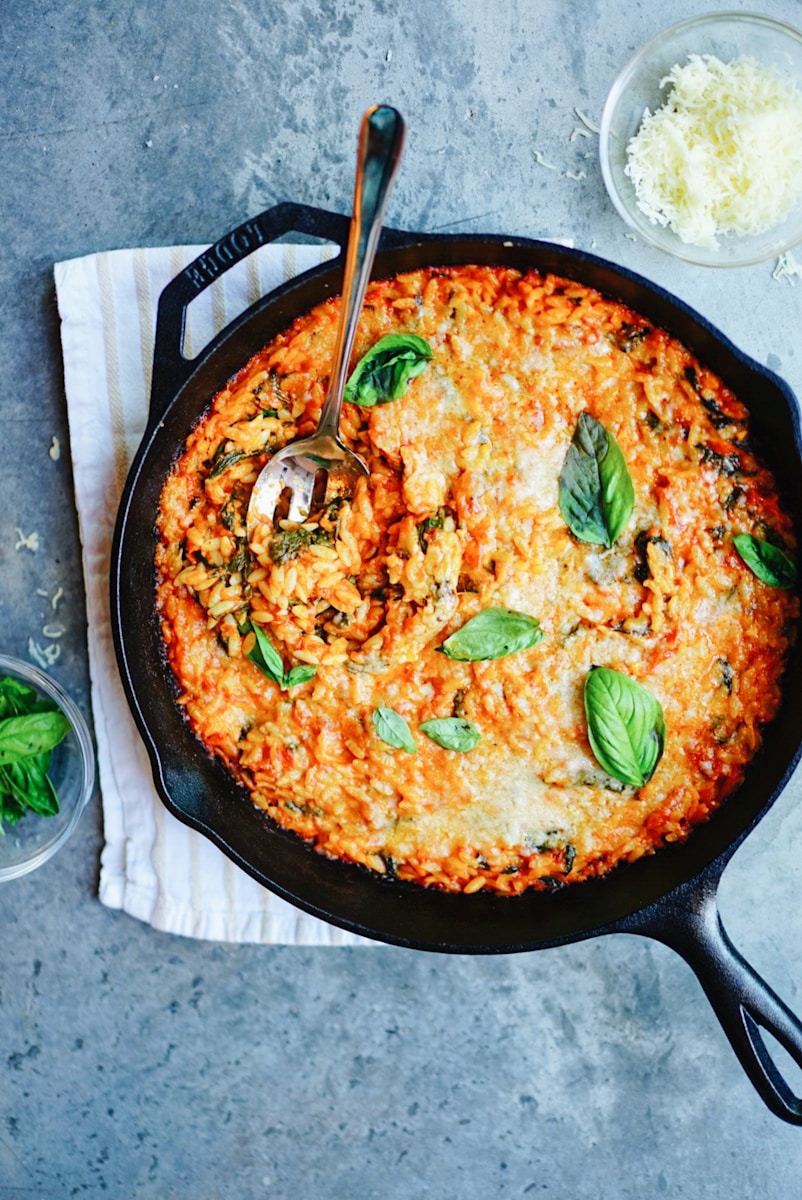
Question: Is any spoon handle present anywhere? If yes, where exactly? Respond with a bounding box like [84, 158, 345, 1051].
[316, 105, 406, 441]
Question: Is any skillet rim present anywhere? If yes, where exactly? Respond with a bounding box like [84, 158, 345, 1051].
[110, 211, 802, 953]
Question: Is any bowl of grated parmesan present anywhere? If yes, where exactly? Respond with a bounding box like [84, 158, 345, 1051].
[599, 12, 802, 266]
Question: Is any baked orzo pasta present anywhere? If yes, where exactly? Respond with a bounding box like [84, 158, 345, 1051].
[155, 264, 798, 895]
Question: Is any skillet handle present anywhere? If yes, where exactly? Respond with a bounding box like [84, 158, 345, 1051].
[149, 201, 352, 428]
[628, 873, 802, 1123]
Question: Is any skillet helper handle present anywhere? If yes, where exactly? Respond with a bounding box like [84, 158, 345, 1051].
[148, 201, 352, 430]
[632, 876, 802, 1124]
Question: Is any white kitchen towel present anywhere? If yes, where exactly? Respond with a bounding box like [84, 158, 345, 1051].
[54, 234, 571, 945]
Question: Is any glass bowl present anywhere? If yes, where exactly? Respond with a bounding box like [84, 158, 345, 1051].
[0, 654, 95, 880]
[599, 12, 802, 266]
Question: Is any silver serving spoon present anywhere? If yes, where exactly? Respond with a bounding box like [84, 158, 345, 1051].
[247, 105, 405, 539]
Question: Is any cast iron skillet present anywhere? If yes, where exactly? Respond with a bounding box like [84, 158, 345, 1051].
[112, 202, 802, 1121]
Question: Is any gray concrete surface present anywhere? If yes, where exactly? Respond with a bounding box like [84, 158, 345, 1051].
[2, 0, 802, 1195]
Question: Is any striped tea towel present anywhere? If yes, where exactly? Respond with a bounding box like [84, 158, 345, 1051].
[55, 240, 373, 944]
[54, 233, 572, 944]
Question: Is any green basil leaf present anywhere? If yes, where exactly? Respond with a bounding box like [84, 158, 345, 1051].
[3, 757, 59, 817]
[372, 707, 417, 754]
[244, 622, 317, 690]
[559, 412, 635, 547]
[0, 683, 64, 824]
[419, 717, 481, 752]
[0, 762, 30, 807]
[438, 608, 542, 662]
[0, 781, 27, 826]
[0, 710, 71, 765]
[283, 664, 318, 689]
[584, 666, 665, 788]
[0, 677, 40, 719]
[345, 334, 433, 408]
[245, 622, 286, 686]
[733, 533, 797, 589]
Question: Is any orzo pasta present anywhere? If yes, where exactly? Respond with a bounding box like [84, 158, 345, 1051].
[155, 265, 798, 894]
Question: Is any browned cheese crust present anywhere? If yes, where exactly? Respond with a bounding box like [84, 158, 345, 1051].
[155, 266, 798, 894]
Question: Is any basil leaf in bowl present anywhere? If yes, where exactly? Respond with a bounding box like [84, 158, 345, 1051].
[584, 666, 665, 788]
[733, 533, 797, 588]
[0, 710, 71, 764]
[438, 607, 542, 662]
[0, 656, 95, 875]
[2, 756, 59, 817]
[559, 412, 635, 547]
[0, 678, 72, 833]
[345, 334, 433, 407]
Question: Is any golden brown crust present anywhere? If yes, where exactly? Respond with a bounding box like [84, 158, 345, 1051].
[155, 266, 797, 894]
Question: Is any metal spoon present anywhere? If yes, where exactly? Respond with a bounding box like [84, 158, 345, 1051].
[246, 105, 405, 539]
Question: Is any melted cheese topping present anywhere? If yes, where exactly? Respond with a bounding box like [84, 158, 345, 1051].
[625, 54, 802, 247]
[155, 266, 797, 894]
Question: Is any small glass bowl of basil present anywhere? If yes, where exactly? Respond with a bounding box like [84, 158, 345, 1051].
[0, 654, 95, 881]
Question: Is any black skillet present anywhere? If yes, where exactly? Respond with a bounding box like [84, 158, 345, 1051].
[111, 202, 802, 1122]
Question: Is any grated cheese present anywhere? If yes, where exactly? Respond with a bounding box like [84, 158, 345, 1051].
[27, 638, 60, 669]
[773, 249, 802, 283]
[574, 106, 599, 134]
[15, 528, 40, 552]
[533, 149, 558, 170]
[625, 54, 802, 248]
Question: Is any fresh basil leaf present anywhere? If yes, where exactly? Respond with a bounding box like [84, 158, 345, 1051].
[372, 707, 417, 754]
[0, 677, 40, 719]
[3, 757, 59, 817]
[245, 622, 286, 686]
[244, 622, 317, 690]
[0, 677, 67, 826]
[345, 334, 433, 408]
[0, 780, 27, 827]
[733, 533, 797, 589]
[0, 710, 71, 765]
[584, 666, 665, 788]
[438, 608, 542, 662]
[0, 763, 28, 808]
[559, 412, 635, 547]
[283, 665, 318, 689]
[27, 772, 59, 818]
[419, 717, 481, 752]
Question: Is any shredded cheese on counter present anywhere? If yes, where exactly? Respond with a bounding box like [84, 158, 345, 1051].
[625, 54, 802, 248]
[773, 249, 802, 283]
